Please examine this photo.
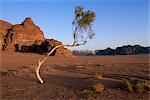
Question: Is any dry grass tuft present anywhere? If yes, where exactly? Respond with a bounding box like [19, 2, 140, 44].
[121, 78, 133, 92]
[121, 78, 150, 93]
[94, 73, 102, 80]
[92, 83, 104, 93]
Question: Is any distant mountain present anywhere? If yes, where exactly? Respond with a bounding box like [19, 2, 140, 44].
[72, 50, 95, 56]
[95, 47, 116, 55]
[95, 45, 150, 55]
[72, 45, 150, 56]
[115, 45, 149, 55]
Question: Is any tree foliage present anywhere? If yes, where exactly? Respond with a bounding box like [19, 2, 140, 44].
[72, 6, 96, 45]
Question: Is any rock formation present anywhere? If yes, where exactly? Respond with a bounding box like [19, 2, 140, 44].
[0, 20, 12, 50]
[0, 18, 73, 57]
[95, 45, 150, 55]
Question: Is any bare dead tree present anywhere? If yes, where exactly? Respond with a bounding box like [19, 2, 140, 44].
[35, 6, 96, 83]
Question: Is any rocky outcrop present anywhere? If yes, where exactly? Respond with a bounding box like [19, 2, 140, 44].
[115, 45, 150, 55]
[0, 20, 12, 50]
[95, 47, 116, 55]
[0, 18, 73, 57]
[95, 45, 150, 55]
[16, 39, 73, 57]
[2, 18, 45, 51]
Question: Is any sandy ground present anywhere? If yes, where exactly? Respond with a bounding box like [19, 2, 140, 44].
[0, 52, 149, 100]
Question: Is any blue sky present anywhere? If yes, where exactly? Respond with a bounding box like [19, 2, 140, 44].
[0, 0, 149, 50]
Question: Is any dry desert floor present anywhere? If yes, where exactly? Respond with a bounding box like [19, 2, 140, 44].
[0, 52, 149, 100]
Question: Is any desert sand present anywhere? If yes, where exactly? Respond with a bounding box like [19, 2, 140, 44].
[0, 52, 149, 99]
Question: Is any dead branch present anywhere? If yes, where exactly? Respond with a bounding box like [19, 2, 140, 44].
[35, 43, 84, 83]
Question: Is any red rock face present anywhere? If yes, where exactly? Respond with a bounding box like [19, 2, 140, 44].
[0, 20, 12, 49]
[0, 18, 73, 57]
[4, 18, 45, 50]
[45, 39, 73, 57]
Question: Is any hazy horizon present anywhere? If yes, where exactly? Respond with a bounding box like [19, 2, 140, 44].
[0, 0, 149, 50]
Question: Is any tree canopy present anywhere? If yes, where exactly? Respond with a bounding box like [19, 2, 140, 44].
[72, 6, 96, 45]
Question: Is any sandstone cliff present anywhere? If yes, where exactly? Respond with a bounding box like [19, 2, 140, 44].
[0, 18, 73, 57]
[0, 20, 12, 49]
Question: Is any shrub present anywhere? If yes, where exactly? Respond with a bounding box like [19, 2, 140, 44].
[121, 79, 133, 92]
[94, 73, 102, 80]
[133, 82, 144, 93]
[144, 80, 150, 91]
[92, 83, 104, 93]
[121, 78, 150, 93]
